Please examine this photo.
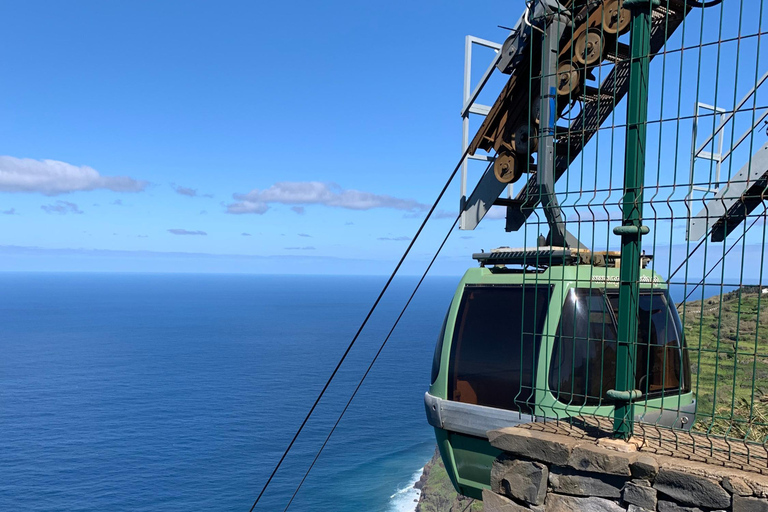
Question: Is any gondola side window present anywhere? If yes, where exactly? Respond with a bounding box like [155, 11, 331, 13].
[608, 293, 691, 396]
[448, 285, 553, 413]
[549, 289, 618, 406]
[550, 289, 690, 407]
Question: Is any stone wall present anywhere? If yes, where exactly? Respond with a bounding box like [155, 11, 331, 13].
[483, 426, 768, 512]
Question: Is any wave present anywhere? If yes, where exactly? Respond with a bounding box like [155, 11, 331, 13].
[387, 467, 424, 512]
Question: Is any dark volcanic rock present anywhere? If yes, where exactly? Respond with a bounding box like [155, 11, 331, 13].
[495, 459, 548, 505]
[481, 490, 528, 512]
[623, 481, 658, 510]
[733, 494, 768, 512]
[653, 468, 731, 509]
[549, 467, 624, 498]
[656, 500, 704, 512]
[546, 493, 625, 512]
[566, 444, 633, 476]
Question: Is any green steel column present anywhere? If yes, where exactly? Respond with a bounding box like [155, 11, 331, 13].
[612, 0, 652, 440]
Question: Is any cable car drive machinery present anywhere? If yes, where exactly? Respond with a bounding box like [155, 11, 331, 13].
[424, 0, 709, 500]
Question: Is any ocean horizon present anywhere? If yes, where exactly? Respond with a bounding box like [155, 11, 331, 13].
[0, 272, 454, 511]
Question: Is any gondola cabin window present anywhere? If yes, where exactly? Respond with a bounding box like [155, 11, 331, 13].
[549, 289, 618, 406]
[550, 289, 690, 406]
[448, 285, 553, 413]
[608, 293, 691, 397]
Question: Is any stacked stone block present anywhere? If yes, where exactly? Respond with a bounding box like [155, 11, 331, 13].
[482, 427, 768, 512]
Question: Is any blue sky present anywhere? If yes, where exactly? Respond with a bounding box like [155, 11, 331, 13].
[1, 1, 766, 277]
[0, 1, 522, 274]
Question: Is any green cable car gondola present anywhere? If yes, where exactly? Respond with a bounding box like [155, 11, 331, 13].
[424, 247, 694, 499]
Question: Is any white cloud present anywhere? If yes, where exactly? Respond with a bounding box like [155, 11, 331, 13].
[172, 184, 213, 198]
[41, 200, 83, 215]
[175, 185, 197, 197]
[226, 200, 269, 215]
[168, 228, 207, 236]
[291, 206, 306, 215]
[285, 246, 315, 250]
[0, 156, 147, 195]
[226, 182, 428, 215]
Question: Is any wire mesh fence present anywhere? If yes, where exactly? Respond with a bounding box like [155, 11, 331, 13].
[459, 0, 768, 465]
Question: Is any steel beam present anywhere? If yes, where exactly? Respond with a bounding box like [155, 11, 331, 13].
[688, 141, 768, 242]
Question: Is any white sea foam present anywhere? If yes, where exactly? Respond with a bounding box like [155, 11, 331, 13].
[387, 467, 424, 512]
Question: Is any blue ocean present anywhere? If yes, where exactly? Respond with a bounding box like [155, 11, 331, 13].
[0, 273, 458, 511]
[0, 272, 740, 511]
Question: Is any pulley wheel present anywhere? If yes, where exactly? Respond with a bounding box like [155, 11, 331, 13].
[573, 30, 604, 67]
[494, 152, 521, 184]
[556, 62, 580, 96]
[513, 124, 538, 155]
[602, 0, 630, 35]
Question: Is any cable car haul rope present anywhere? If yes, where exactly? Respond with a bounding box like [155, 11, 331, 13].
[249, 0, 768, 507]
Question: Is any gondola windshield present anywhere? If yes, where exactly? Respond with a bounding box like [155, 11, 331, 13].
[447, 284, 552, 413]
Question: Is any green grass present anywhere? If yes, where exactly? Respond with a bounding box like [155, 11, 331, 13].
[678, 287, 768, 442]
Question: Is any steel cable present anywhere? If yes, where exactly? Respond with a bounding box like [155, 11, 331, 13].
[246, 147, 473, 511]
[281, 213, 461, 511]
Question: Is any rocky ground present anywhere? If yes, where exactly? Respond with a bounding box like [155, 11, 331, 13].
[414, 449, 483, 512]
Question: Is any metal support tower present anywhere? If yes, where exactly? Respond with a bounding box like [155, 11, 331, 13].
[460, 36, 503, 230]
[686, 71, 768, 241]
[688, 102, 728, 198]
[612, 1, 652, 440]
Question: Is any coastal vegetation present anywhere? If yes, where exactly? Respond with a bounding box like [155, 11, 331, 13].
[415, 450, 482, 512]
[679, 286, 768, 441]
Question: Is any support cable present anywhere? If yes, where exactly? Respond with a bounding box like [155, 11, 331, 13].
[246, 147, 472, 512]
[282, 213, 461, 511]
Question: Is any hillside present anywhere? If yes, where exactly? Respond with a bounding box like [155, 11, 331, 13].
[679, 286, 768, 440]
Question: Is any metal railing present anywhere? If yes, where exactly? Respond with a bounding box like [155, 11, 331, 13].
[460, 0, 768, 460]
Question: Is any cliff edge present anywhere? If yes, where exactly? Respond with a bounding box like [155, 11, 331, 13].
[414, 449, 483, 512]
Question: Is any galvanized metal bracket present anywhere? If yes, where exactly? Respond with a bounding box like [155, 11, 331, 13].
[688, 141, 768, 242]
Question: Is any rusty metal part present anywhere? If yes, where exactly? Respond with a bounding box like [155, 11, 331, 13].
[494, 152, 521, 183]
[505, 1, 693, 231]
[573, 30, 604, 66]
[513, 124, 538, 154]
[602, 0, 631, 35]
[556, 62, 581, 96]
[468, 0, 690, 159]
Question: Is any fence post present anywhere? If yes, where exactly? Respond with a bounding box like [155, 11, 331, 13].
[612, 0, 653, 440]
